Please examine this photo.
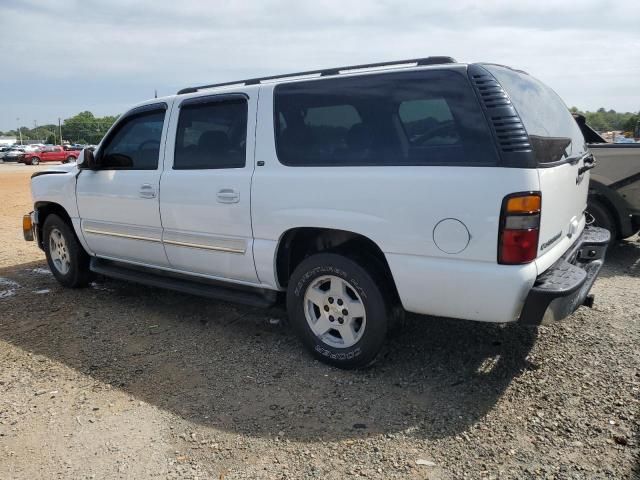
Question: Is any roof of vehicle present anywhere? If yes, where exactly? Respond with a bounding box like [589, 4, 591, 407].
[176, 56, 458, 96]
[126, 59, 532, 122]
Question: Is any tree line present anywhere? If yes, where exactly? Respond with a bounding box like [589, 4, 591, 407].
[1, 107, 638, 146]
[1, 111, 118, 145]
[570, 107, 638, 134]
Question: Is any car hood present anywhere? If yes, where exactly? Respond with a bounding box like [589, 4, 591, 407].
[43, 162, 78, 174]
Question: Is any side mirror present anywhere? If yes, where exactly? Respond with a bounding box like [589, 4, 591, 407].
[78, 148, 97, 169]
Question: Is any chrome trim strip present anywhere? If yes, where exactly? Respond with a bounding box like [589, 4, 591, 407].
[163, 239, 245, 254]
[84, 228, 160, 243]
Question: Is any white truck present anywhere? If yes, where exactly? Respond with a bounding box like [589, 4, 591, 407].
[23, 57, 609, 368]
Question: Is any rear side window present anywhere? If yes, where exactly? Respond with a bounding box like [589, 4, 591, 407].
[483, 65, 586, 164]
[274, 69, 496, 167]
[174, 98, 247, 170]
[100, 110, 165, 169]
[398, 98, 459, 146]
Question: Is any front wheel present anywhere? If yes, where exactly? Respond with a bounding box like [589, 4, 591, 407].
[64, 156, 75, 163]
[43, 214, 92, 288]
[287, 253, 390, 369]
[30, 156, 40, 165]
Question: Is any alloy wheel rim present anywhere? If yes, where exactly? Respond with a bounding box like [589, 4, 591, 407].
[303, 275, 367, 349]
[49, 228, 71, 274]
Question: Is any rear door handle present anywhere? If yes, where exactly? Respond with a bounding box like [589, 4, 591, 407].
[216, 189, 240, 203]
[139, 183, 156, 199]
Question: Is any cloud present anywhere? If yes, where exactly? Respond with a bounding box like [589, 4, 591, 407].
[0, 0, 638, 130]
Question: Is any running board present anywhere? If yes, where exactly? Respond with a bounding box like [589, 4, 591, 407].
[90, 258, 277, 308]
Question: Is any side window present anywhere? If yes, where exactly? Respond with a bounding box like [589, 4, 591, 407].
[174, 98, 247, 170]
[304, 105, 361, 149]
[100, 110, 165, 169]
[274, 70, 496, 166]
[398, 98, 459, 146]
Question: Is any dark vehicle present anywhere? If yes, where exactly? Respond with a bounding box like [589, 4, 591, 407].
[0, 146, 14, 160]
[63, 144, 85, 152]
[574, 114, 640, 239]
[3, 146, 27, 162]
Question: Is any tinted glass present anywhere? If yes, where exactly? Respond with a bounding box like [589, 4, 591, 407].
[174, 99, 247, 169]
[101, 110, 165, 169]
[398, 98, 459, 146]
[274, 69, 496, 166]
[484, 65, 586, 164]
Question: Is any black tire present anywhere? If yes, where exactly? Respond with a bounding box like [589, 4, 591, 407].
[587, 198, 618, 240]
[286, 253, 390, 369]
[65, 156, 75, 163]
[43, 214, 92, 288]
[30, 156, 39, 165]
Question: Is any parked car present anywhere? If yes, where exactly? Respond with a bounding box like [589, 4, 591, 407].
[64, 144, 85, 152]
[614, 136, 636, 144]
[573, 114, 640, 239]
[20, 145, 80, 165]
[0, 145, 15, 160]
[23, 57, 609, 368]
[3, 146, 26, 162]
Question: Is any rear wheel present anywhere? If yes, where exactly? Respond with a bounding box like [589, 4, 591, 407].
[587, 198, 618, 240]
[43, 214, 92, 288]
[30, 156, 39, 165]
[287, 253, 390, 369]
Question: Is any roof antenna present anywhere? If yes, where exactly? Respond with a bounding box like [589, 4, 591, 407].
[154, 89, 158, 98]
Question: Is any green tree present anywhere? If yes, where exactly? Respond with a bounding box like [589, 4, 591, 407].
[62, 111, 117, 144]
[622, 113, 639, 135]
[46, 133, 56, 145]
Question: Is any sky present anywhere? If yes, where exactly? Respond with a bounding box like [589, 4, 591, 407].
[0, 0, 639, 132]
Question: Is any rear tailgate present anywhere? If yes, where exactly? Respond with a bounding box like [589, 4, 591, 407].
[536, 162, 589, 272]
[483, 64, 591, 274]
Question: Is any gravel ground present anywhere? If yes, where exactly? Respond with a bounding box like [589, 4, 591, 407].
[0, 163, 638, 479]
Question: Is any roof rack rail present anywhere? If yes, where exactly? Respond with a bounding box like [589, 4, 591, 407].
[176, 56, 456, 95]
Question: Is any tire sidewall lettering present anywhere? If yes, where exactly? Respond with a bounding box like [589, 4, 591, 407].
[294, 262, 368, 360]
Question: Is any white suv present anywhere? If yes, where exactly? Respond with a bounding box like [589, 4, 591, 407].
[24, 57, 609, 368]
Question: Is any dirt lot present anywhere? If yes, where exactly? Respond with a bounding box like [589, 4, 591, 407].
[0, 163, 638, 479]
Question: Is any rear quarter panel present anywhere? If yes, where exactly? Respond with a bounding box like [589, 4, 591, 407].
[252, 84, 540, 322]
[590, 144, 640, 212]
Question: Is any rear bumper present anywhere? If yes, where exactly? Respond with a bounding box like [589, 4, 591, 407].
[519, 226, 610, 325]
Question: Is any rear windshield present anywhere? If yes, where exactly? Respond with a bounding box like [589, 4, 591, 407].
[483, 65, 586, 164]
[274, 69, 496, 167]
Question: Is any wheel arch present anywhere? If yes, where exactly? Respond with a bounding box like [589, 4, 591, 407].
[588, 180, 632, 238]
[274, 227, 400, 302]
[34, 201, 76, 250]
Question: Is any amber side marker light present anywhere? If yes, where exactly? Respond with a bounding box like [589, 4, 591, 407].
[498, 192, 541, 265]
[23, 214, 34, 241]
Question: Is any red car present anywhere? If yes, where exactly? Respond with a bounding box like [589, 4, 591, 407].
[20, 146, 79, 165]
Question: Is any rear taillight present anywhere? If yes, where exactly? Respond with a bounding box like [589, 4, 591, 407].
[498, 192, 541, 265]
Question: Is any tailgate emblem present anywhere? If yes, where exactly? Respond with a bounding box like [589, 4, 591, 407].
[540, 231, 562, 251]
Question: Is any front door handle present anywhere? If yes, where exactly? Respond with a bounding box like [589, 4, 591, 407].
[139, 183, 156, 199]
[216, 188, 240, 203]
